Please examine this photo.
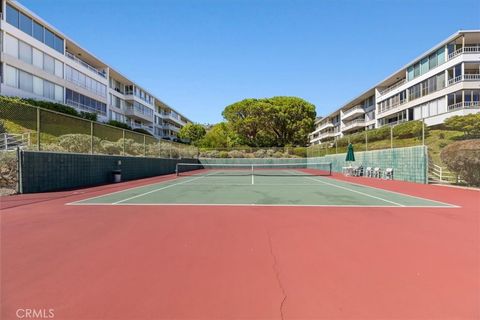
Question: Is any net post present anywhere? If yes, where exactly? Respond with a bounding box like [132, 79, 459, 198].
[175, 163, 179, 176]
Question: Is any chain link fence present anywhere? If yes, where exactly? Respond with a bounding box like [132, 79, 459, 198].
[0, 100, 199, 159]
[307, 120, 427, 158]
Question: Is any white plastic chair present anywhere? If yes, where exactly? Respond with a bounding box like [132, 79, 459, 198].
[373, 167, 381, 178]
[384, 168, 394, 180]
[366, 167, 373, 177]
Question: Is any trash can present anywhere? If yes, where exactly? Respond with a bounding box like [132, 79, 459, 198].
[112, 169, 122, 183]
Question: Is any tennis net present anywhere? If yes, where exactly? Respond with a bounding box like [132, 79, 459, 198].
[176, 162, 332, 176]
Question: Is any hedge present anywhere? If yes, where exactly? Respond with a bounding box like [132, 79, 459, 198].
[440, 139, 480, 187]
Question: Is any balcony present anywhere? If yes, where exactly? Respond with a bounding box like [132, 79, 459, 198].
[162, 113, 186, 126]
[343, 119, 366, 132]
[65, 52, 106, 78]
[447, 73, 480, 86]
[319, 132, 335, 140]
[317, 121, 334, 131]
[130, 122, 154, 134]
[378, 79, 406, 96]
[342, 105, 365, 121]
[448, 101, 480, 111]
[447, 45, 480, 60]
[125, 105, 154, 122]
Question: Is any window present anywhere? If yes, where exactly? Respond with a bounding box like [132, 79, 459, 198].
[414, 63, 420, 77]
[407, 66, 414, 81]
[19, 41, 32, 64]
[5, 34, 19, 58]
[54, 60, 63, 78]
[420, 58, 429, 75]
[6, 4, 19, 28]
[33, 21, 44, 42]
[44, 29, 55, 48]
[44, 54, 55, 74]
[33, 76, 44, 96]
[54, 35, 64, 53]
[19, 71, 33, 92]
[43, 81, 55, 100]
[5, 65, 18, 88]
[437, 47, 445, 64]
[19, 12, 33, 36]
[33, 48, 43, 69]
[436, 73, 445, 89]
[429, 53, 437, 69]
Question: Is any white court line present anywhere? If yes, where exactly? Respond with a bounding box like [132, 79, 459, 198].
[303, 176, 405, 207]
[68, 202, 457, 208]
[66, 176, 180, 205]
[112, 175, 207, 204]
[322, 176, 460, 208]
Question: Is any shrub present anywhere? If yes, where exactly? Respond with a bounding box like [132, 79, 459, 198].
[0, 120, 6, 134]
[57, 134, 101, 153]
[107, 120, 132, 130]
[367, 126, 390, 142]
[444, 114, 480, 138]
[101, 140, 123, 155]
[392, 120, 427, 139]
[133, 128, 154, 136]
[218, 151, 229, 158]
[440, 139, 480, 187]
[228, 150, 245, 158]
[0, 152, 17, 189]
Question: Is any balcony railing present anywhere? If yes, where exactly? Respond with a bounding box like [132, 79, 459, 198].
[65, 52, 106, 78]
[317, 121, 334, 131]
[448, 73, 480, 86]
[447, 45, 480, 60]
[448, 101, 480, 111]
[378, 79, 407, 96]
[343, 119, 365, 130]
[343, 105, 365, 118]
[66, 99, 106, 116]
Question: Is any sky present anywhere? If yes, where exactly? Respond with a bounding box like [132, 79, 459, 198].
[19, 0, 480, 124]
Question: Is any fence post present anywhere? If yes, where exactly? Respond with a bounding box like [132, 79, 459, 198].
[439, 166, 443, 181]
[335, 139, 338, 154]
[122, 130, 125, 156]
[36, 107, 41, 151]
[143, 135, 146, 157]
[365, 129, 368, 152]
[90, 122, 94, 154]
[422, 118, 425, 146]
[169, 142, 172, 159]
[390, 126, 393, 149]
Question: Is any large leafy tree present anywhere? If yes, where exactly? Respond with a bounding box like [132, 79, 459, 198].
[199, 122, 241, 148]
[222, 96, 316, 147]
[444, 114, 480, 138]
[178, 123, 206, 145]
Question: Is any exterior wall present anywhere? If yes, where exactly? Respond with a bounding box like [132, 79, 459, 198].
[310, 30, 480, 145]
[0, 0, 191, 140]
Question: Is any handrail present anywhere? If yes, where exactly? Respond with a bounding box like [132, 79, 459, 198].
[65, 52, 106, 78]
[379, 79, 407, 96]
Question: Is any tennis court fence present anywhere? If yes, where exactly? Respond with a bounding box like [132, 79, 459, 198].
[0, 101, 198, 159]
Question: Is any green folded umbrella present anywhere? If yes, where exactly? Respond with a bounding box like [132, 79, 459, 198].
[346, 143, 355, 162]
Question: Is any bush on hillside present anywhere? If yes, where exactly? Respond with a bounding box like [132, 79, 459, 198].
[106, 120, 132, 130]
[392, 120, 427, 139]
[444, 114, 480, 138]
[440, 139, 480, 187]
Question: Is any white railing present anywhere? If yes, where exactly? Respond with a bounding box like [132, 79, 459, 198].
[0, 133, 31, 151]
[464, 74, 480, 81]
[319, 132, 335, 139]
[343, 105, 365, 117]
[448, 101, 480, 111]
[65, 52, 106, 78]
[318, 121, 334, 131]
[343, 119, 365, 130]
[66, 99, 106, 116]
[379, 79, 407, 96]
[125, 105, 154, 119]
[447, 45, 480, 60]
[428, 161, 459, 184]
[447, 75, 463, 86]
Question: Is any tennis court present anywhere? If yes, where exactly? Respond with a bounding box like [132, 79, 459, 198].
[69, 162, 456, 207]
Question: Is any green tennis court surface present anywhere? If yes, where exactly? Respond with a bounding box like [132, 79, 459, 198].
[69, 170, 456, 207]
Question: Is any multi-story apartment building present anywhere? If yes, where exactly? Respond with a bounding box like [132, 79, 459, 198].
[0, 0, 190, 141]
[309, 30, 480, 145]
